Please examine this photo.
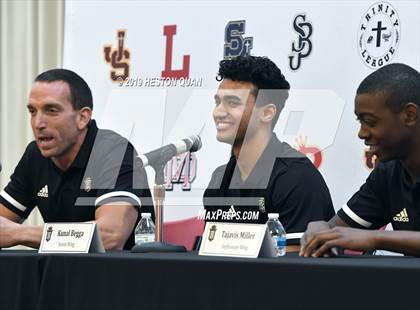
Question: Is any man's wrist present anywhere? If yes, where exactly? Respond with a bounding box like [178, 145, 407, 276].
[370, 230, 383, 251]
[20, 225, 43, 248]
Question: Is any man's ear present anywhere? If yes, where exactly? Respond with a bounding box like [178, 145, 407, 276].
[78, 107, 92, 130]
[401, 103, 418, 127]
[260, 104, 276, 124]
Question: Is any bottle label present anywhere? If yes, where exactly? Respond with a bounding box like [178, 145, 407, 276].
[135, 233, 155, 245]
[277, 236, 286, 248]
[271, 236, 286, 248]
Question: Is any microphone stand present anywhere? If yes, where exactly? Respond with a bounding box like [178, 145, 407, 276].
[132, 162, 186, 253]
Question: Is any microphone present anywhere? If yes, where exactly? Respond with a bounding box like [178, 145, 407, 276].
[137, 135, 202, 168]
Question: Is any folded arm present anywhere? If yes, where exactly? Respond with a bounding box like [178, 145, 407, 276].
[0, 203, 43, 248]
[300, 215, 420, 257]
[94, 202, 138, 250]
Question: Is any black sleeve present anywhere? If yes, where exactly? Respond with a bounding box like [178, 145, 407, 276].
[337, 165, 389, 229]
[0, 143, 36, 218]
[81, 131, 153, 213]
[271, 161, 335, 233]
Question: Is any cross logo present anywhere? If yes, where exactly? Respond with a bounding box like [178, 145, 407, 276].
[358, 2, 400, 69]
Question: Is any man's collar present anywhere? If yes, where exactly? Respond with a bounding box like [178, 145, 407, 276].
[70, 120, 98, 169]
[231, 133, 280, 187]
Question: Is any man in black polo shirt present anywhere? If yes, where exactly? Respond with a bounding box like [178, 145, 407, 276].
[0, 69, 152, 250]
[300, 63, 420, 257]
[202, 56, 334, 233]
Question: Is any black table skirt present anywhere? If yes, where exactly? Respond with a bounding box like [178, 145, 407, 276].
[1, 250, 419, 310]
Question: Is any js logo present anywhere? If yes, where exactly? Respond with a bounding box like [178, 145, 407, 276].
[289, 14, 313, 71]
[224, 20, 253, 60]
[104, 30, 130, 82]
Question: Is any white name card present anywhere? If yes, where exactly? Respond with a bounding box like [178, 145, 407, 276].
[39, 222, 105, 254]
[199, 222, 275, 258]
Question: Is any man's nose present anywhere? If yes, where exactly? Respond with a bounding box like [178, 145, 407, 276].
[33, 113, 47, 130]
[358, 124, 369, 140]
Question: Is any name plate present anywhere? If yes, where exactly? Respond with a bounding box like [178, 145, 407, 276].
[39, 222, 105, 254]
[199, 222, 275, 258]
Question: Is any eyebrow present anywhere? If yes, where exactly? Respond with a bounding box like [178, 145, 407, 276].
[214, 94, 242, 102]
[27, 102, 63, 110]
[355, 112, 377, 120]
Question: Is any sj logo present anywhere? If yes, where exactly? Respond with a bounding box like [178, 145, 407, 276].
[289, 14, 313, 71]
[296, 136, 322, 169]
[164, 152, 197, 191]
[104, 30, 130, 82]
[224, 20, 253, 60]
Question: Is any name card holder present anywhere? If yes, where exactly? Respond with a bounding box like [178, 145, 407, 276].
[39, 222, 105, 254]
[199, 222, 275, 258]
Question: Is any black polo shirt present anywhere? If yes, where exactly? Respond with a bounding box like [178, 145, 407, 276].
[338, 160, 420, 231]
[202, 134, 335, 233]
[0, 120, 153, 249]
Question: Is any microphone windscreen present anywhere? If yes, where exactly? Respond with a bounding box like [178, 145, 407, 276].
[190, 135, 202, 152]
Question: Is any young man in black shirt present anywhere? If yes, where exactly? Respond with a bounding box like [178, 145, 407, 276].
[203, 56, 334, 233]
[300, 63, 420, 257]
[0, 69, 152, 250]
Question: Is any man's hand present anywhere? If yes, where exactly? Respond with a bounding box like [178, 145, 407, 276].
[300, 226, 378, 257]
[0, 216, 20, 247]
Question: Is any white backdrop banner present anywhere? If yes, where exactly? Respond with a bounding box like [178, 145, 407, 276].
[63, 0, 420, 221]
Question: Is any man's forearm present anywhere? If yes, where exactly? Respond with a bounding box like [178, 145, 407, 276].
[0, 219, 43, 248]
[375, 230, 420, 256]
[328, 214, 348, 228]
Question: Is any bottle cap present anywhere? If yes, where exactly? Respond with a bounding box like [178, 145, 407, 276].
[141, 213, 151, 218]
[267, 213, 279, 219]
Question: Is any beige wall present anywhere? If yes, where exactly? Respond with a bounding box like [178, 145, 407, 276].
[0, 0, 64, 229]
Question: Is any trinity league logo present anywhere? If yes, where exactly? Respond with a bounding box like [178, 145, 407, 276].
[358, 2, 400, 69]
[289, 14, 313, 71]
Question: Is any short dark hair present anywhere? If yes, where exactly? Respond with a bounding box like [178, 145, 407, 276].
[357, 63, 420, 111]
[34, 69, 93, 110]
[217, 56, 290, 127]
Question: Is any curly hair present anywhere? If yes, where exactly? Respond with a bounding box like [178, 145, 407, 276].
[217, 56, 290, 127]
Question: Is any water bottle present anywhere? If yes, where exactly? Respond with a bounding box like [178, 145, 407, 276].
[134, 213, 155, 245]
[266, 213, 286, 256]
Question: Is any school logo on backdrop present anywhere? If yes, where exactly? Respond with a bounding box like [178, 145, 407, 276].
[224, 20, 253, 59]
[364, 149, 379, 171]
[164, 152, 197, 191]
[104, 29, 131, 82]
[289, 14, 313, 71]
[358, 2, 400, 69]
[295, 136, 323, 169]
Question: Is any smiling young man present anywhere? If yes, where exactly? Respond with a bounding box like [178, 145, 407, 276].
[300, 63, 420, 257]
[0, 69, 152, 250]
[202, 56, 334, 233]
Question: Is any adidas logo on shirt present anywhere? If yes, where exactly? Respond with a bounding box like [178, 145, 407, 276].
[393, 208, 409, 222]
[37, 185, 48, 198]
